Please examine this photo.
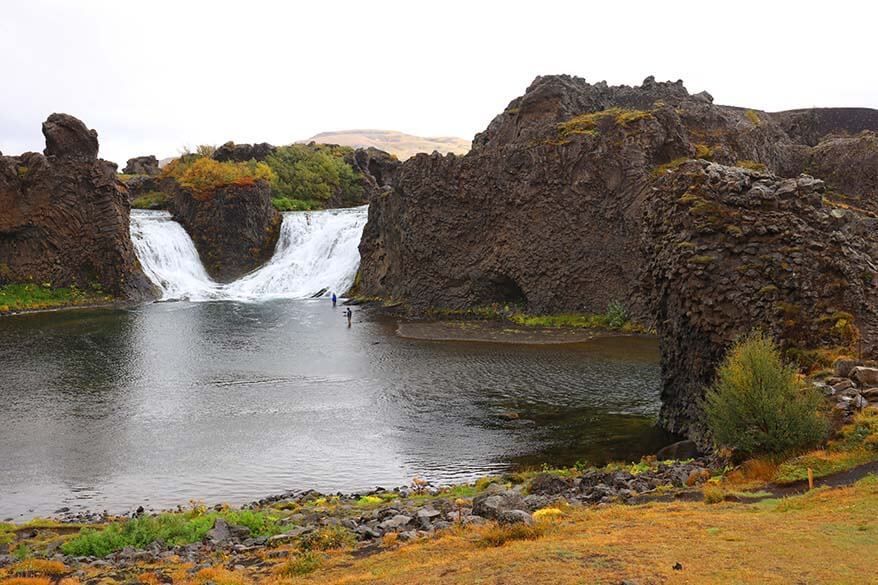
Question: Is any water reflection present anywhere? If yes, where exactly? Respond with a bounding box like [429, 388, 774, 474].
[0, 302, 670, 519]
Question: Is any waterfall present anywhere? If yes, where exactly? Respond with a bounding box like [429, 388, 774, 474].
[130, 206, 368, 302]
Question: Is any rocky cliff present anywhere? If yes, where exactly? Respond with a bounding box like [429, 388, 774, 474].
[0, 114, 156, 300]
[357, 75, 878, 442]
[171, 180, 282, 282]
[643, 161, 878, 442]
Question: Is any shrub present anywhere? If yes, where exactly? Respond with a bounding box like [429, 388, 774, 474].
[705, 331, 829, 456]
[265, 145, 362, 203]
[532, 507, 564, 523]
[10, 559, 68, 576]
[275, 551, 322, 576]
[163, 156, 274, 198]
[298, 525, 355, 551]
[702, 485, 726, 504]
[271, 197, 321, 211]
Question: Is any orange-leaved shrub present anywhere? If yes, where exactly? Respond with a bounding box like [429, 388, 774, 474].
[163, 157, 275, 198]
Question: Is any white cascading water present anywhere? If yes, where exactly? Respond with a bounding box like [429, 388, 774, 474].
[130, 206, 368, 302]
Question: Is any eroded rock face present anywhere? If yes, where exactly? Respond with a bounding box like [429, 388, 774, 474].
[123, 155, 160, 176]
[0, 114, 156, 300]
[356, 75, 878, 442]
[769, 107, 878, 147]
[347, 147, 400, 199]
[642, 161, 878, 444]
[171, 180, 282, 282]
[359, 76, 695, 315]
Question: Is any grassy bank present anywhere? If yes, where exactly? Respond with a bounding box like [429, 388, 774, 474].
[3, 474, 876, 584]
[0, 283, 113, 314]
[425, 301, 651, 334]
[288, 476, 878, 585]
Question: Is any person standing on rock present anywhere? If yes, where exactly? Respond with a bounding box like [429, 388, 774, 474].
[331, 292, 337, 307]
[345, 307, 352, 327]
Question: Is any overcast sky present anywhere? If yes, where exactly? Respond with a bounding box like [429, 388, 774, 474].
[2, 0, 876, 165]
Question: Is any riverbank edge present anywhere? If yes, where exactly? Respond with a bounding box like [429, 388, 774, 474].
[0, 299, 138, 318]
[2, 454, 877, 584]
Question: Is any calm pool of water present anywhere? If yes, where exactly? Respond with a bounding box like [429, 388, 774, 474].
[0, 301, 671, 519]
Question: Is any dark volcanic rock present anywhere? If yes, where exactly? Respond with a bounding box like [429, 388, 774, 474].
[642, 161, 878, 444]
[171, 180, 282, 282]
[769, 107, 878, 147]
[357, 74, 878, 441]
[123, 155, 160, 176]
[359, 76, 694, 315]
[212, 142, 276, 163]
[347, 147, 400, 199]
[42, 113, 99, 159]
[0, 114, 156, 300]
[807, 132, 878, 201]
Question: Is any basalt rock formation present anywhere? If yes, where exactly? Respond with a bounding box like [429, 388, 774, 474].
[123, 155, 160, 176]
[346, 147, 400, 199]
[213, 142, 277, 163]
[171, 180, 282, 282]
[0, 114, 156, 300]
[357, 74, 878, 442]
[643, 161, 878, 442]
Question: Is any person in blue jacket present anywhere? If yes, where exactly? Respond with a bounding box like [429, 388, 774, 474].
[331, 292, 337, 307]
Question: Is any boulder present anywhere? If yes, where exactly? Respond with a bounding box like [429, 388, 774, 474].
[378, 514, 412, 531]
[123, 155, 160, 176]
[656, 440, 701, 461]
[527, 473, 572, 496]
[42, 113, 98, 159]
[851, 367, 878, 387]
[496, 510, 533, 525]
[206, 518, 232, 544]
[472, 489, 526, 520]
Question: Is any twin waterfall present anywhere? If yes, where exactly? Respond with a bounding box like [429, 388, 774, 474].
[130, 207, 368, 301]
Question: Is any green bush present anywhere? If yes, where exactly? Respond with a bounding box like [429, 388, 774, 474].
[705, 331, 829, 456]
[265, 145, 362, 203]
[60, 510, 282, 557]
[271, 197, 321, 211]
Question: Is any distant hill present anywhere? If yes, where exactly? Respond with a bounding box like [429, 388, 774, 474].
[303, 130, 471, 160]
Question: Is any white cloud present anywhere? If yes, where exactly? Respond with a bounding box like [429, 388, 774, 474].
[1, 0, 875, 165]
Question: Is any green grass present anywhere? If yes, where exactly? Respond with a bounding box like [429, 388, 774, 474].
[0, 283, 112, 313]
[271, 197, 322, 211]
[510, 301, 638, 332]
[130, 191, 169, 209]
[775, 407, 878, 483]
[60, 509, 283, 558]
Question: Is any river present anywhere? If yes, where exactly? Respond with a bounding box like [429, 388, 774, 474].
[0, 209, 670, 520]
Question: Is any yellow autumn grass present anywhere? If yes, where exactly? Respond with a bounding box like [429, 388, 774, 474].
[280, 475, 878, 585]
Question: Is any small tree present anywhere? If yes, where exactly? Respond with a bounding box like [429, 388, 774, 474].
[705, 331, 828, 455]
